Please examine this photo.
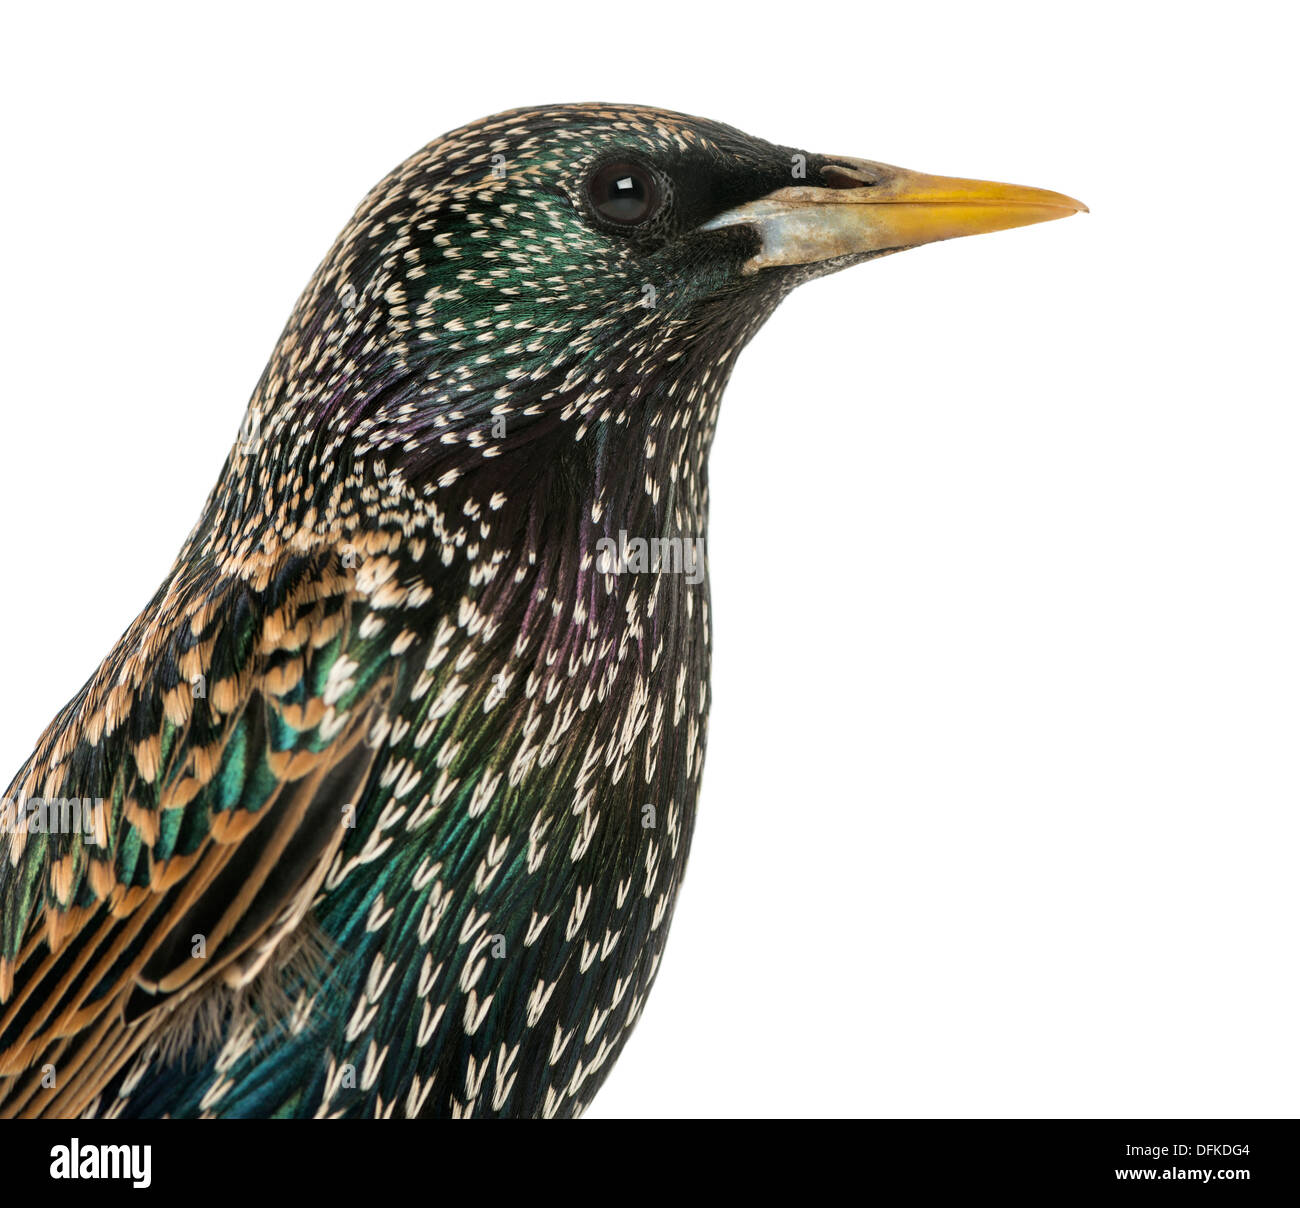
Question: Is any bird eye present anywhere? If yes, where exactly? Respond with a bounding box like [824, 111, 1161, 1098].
[588, 162, 660, 225]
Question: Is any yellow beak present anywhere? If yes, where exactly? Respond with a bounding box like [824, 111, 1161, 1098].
[701, 158, 1087, 273]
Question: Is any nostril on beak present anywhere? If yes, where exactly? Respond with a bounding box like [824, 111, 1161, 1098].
[821, 164, 878, 189]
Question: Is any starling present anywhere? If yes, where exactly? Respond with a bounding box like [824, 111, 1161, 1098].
[0, 104, 1084, 1119]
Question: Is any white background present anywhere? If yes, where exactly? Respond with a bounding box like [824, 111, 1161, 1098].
[1, 2, 1295, 1118]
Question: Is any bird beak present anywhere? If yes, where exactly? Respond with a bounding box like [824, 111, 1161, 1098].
[700, 158, 1087, 273]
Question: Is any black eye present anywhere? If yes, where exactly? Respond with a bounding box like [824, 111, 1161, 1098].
[588, 161, 660, 225]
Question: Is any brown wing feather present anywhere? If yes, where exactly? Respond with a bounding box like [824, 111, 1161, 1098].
[0, 547, 394, 1118]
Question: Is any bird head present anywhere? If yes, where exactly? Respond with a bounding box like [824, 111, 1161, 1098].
[223, 104, 1083, 554]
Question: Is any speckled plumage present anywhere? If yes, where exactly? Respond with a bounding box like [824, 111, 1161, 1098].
[0, 103, 1081, 1118]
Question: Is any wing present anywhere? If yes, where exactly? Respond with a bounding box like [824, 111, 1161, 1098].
[0, 545, 397, 1118]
